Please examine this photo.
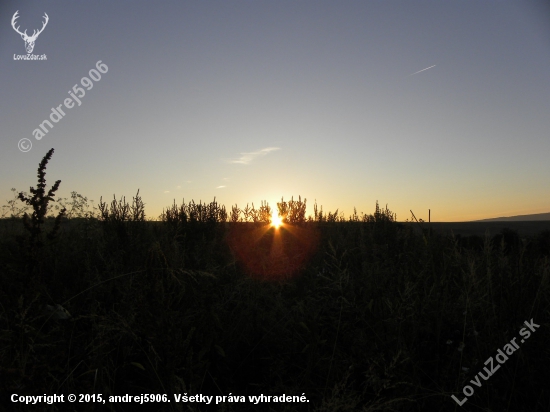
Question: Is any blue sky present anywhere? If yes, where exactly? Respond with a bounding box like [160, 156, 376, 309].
[1, 0, 549, 221]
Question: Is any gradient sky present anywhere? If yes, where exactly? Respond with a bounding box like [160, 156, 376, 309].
[1, 0, 549, 222]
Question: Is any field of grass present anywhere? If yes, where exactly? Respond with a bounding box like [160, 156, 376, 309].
[1, 150, 549, 411]
[407, 221, 550, 238]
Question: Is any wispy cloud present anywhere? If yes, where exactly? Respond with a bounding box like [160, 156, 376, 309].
[407, 64, 436, 77]
[216, 185, 226, 189]
[228, 147, 281, 165]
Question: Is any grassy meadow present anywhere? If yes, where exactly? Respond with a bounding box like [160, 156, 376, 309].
[1, 149, 549, 411]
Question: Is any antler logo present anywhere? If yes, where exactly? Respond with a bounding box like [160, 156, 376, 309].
[11, 10, 49, 54]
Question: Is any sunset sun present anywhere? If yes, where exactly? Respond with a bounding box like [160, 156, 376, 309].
[271, 211, 282, 228]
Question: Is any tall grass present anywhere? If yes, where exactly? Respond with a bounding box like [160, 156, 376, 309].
[1, 150, 549, 411]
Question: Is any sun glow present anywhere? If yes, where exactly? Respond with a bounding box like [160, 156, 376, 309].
[271, 211, 282, 228]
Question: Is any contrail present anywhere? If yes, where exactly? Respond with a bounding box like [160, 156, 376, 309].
[407, 65, 436, 77]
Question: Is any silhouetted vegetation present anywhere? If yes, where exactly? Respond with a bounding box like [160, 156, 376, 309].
[1, 150, 549, 411]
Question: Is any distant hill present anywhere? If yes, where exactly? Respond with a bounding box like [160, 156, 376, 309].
[474, 212, 550, 222]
